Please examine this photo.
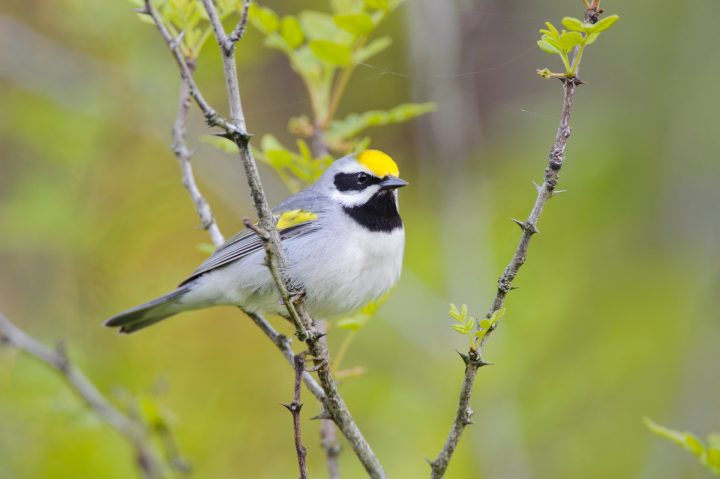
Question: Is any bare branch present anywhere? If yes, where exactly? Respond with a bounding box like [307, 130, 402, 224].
[321, 418, 342, 479]
[0, 313, 162, 478]
[172, 59, 224, 248]
[200, 0, 247, 132]
[284, 353, 308, 479]
[429, 76, 581, 479]
[227, 0, 251, 48]
[429, 353, 484, 479]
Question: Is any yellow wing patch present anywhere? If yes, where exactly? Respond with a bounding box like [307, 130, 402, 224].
[276, 209, 318, 230]
[357, 149, 399, 178]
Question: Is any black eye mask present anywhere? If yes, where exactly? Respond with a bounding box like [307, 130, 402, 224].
[333, 172, 381, 192]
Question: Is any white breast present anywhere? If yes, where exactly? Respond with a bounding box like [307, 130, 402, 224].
[285, 218, 405, 319]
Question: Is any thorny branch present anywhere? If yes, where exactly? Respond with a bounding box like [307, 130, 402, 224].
[144, 1, 387, 477]
[245, 311, 326, 403]
[284, 353, 309, 479]
[0, 313, 164, 479]
[428, 72, 585, 479]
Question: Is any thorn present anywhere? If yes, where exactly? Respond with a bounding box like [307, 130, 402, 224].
[212, 131, 235, 140]
[511, 218, 526, 230]
[313, 331, 328, 341]
[552, 189, 567, 197]
[311, 410, 332, 420]
[533, 181, 543, 193]
[132, 6, 150, 15]
[282, 402, 303, 413]
[170, 31, 186, 50]
[457, 350, 470, 366]
[511, 219, 539, 234]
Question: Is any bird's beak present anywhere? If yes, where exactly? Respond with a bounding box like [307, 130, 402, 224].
[380, 176, 409, 190]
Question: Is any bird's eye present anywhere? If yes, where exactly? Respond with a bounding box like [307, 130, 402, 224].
[357, 173, 369, 184]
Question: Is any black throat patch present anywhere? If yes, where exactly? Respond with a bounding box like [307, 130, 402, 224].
[343, 189, 402, 232]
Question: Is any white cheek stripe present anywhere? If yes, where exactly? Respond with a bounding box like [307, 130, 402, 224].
[330, 185, 381, 207]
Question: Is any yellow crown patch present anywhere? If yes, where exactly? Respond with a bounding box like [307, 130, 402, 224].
[357, 149, 399, 178]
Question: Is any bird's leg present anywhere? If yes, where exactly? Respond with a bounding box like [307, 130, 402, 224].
[290, 289, 307, 305]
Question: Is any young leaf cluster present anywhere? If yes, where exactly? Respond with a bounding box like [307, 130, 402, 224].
[644, 418, 720, 476]
[131, 0, 242, 59]
[449, 304, 505, 352]
[536, 14, 619, 78]
[245, 0, 434, 190]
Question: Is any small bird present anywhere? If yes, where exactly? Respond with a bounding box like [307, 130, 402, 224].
[105, 150, 407, 333]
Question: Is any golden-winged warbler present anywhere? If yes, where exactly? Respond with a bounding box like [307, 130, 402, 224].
[105, 150, 407, 333]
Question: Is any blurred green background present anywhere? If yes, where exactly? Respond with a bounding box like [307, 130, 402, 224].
[1, 0, 719, 478]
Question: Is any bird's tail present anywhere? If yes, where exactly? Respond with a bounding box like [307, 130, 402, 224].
[104, 286, 191, 334]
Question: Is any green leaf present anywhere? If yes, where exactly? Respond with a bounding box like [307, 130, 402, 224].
[489, 307, 506, 325]
[479, 319, 491, 330]
[138, 395, 162, 427]
[685, 435, 706, 457]
[309, 40, 353, 66]
[248, 4, 280, 34]
[328, 102, 436, 140]
[337, 314, 370, 331]
[260, 134, 286, 153]
[200, 135, 239, 154]
[559, 31, 584, 51]
[355, 36, 392, 63]
[281, 16, 304, 48]
[263, 33, 290, 52]
[265, 149, 295, 168]
[644, 418, 706, 458]
[331, 0, 366, 13]
[561, 17, 587, 33]
[452, 324, 467, 334]
[585, 32, 600, 45]
[589, 14, 620, 34]
[543, 21, 559, 37]
[334, 13, 374, 35]
[537, 38, 560, 55]
[364, 0, 389, 10]
[299, 11, 352, 43]
[449, 303, 462, 321]
[197, 243, 215, 255]
[289, 45, 324, 79]
[707, 447, 720, 470]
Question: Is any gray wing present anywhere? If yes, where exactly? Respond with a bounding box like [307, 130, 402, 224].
[179, 222, 316, 286]
[179, 189, 328, 287]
